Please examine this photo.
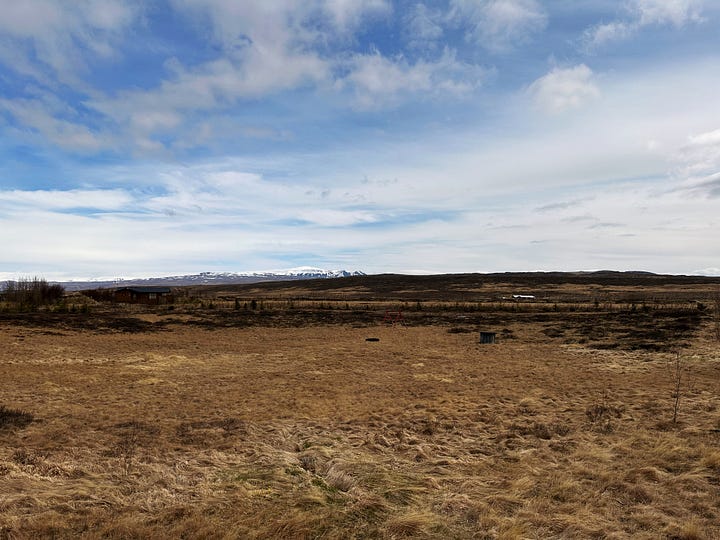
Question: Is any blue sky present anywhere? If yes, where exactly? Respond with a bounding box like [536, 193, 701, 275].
[1, 0, 719, 279]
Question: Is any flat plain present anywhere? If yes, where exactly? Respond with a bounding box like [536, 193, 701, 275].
[1, 273, 719, 539]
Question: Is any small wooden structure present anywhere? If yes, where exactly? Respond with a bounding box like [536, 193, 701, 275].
[113, 286, 173, 305]
[479, 331, 497, 344]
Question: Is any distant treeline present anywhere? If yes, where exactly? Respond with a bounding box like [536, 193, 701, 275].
[1, 277, 65, 307]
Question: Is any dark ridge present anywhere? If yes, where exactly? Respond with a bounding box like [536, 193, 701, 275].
[192, 271, 720, 298]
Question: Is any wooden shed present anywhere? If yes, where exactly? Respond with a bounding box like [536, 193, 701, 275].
[113, 286, 173, 305]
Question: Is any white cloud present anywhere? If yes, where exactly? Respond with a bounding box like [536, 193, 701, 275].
[450, 0, 548, 51]
[0, 0, 137, 83]
[527, 64, 600, 113]
[110, 50, 327, 112]
[0, 189, 132, 211]
[678, 128, 720, 176]
[581, 21, 635, 51]
[341, 48, 486, 109]
[297, 209, 380, 227]
[633, 0, 704, 26]
[322, 0, 391, 32]
[673, 128, 720, 197]
[581, 0, 705, 51]
[130, 111, 183, 134]
[0, 97, 111, 152]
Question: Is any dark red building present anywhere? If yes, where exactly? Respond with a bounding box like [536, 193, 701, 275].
[113, 287, 173, 305]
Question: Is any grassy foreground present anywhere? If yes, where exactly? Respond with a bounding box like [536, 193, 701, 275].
[1, 303, 719, 538]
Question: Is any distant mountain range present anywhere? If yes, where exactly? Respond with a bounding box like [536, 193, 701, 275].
[57, 267, 366, 291]
[48, 268, 720, 292]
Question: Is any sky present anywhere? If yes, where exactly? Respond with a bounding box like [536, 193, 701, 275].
[1, 0, 719, 280]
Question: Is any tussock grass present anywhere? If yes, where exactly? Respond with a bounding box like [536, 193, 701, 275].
[1, 300, 719, 538]
[701, 450, 720, 470]
[384, 510, 443, 538]
[0, 405, 34, 430]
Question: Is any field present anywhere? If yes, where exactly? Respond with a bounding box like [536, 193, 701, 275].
[1, 274, 720, 538]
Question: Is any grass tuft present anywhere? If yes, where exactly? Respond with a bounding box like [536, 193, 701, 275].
[384, 510, 439, 537]
[700, 451, 720, 470]
[0, 405, 34, 430]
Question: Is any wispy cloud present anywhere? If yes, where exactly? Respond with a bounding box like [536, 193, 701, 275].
[633, 0, 704, 26]
[587, 222, 625, 229]
[403, 3, 445, 50]
[450, 0, 547, 52]
[581, 21, 635, 51]
[339, 48, 487, 109]
[0, 0, 138, 85]
[0, 96, 111, 152]
[581, 0, 706, 51]
[322, 0, 392, 31]
[535, 199, 588, 213]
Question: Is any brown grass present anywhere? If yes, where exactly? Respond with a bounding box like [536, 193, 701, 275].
[1, 286, 719, 538]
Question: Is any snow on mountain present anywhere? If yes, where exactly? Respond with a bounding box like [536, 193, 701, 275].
[58, 268, 366, 290]
[165, 268, 364, 280]
[246, 267, 362, 278]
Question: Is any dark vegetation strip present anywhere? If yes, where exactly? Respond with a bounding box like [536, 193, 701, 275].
[0, 304, 707, 352]
[0, 313, 160, 333]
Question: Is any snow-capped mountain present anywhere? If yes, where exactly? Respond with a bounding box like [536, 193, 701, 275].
[237, 267, 364, 279]
[58, 268, 366, 291]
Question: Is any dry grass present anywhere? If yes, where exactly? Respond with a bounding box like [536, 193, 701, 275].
[1, 291, 719, 538]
